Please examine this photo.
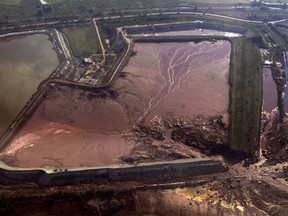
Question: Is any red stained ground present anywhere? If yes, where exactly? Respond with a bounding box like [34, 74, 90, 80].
[0, 40, 231, 168]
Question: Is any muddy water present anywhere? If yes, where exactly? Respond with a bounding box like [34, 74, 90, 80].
[0, 34, 58, 136]
[262, 68, 277, 112]
[130, 29, 241, 37]
[1, 40, 230, 168]
[119, 41, 231, 125]
[283, 52, 288, 109]
[260, 68, 278, 150]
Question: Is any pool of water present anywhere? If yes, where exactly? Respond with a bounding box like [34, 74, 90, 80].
[262, 68, 277, 112]
[282, 52, 288, 110]
[0, 34, 58, 136]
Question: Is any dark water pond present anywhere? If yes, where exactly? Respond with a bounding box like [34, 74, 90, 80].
[0, 34, 58, 135]
[262, 68, 277, 112]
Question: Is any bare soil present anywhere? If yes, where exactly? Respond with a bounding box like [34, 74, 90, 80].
[1, 158, 288, 216]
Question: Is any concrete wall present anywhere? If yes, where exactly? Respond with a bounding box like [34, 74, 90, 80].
[39, 169, 109, 186]
[108, 159, 226, 181]
[0, 169, 45, 184]
[126, 22, 248, 35]
[0, 158, 227, 186]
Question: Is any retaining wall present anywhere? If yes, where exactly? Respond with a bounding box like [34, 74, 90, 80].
[0, 158, 227, 186]
[126, 22, 248, 35]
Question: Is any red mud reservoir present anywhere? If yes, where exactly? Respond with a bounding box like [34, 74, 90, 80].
[0, 40, 231, 168]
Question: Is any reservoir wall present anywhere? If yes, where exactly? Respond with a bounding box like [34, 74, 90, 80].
[0, 158, 227, 186]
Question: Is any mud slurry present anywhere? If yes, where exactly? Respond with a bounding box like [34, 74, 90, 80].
[261, 51, 288, 165]
[0, 86, 134, 168]
[0, 40, 231, 168]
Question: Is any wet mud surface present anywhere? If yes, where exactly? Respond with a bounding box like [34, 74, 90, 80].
[258, 50, 288, 207]
[262, 68, 277, 113]
[260, 52, 288, 164]
[120, 41, 231, 125]
[0, 41, 231, 168]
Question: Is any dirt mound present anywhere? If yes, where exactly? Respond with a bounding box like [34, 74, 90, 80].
[121, 114, 228, 164]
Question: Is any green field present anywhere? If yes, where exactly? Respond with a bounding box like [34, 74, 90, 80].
[266, 25, 288, 50]
[45, 0, 251, 4]
[229, 37, 262, 153]
[0, 0, 20, 4]
[42, 0, 68, 3]
[182, 0, 288, 3]
[62, 25, 101, 57]
[265, 0, 288, 2]
[181, 0, 250, 4]
[280, 27, 288, 37]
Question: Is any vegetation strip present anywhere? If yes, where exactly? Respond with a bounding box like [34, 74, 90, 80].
[61, 25, 101, 57]
[229, 37, 262, 153]
[125, 31, 263, 154]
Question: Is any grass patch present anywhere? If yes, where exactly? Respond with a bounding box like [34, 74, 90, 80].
[181, 0, 287, 3]
[61, 25, 101, 57]
[0, 0, 20, 4]
[43, 0, 70, 3]
[265, 25, 288, 50]
[229, 37, 262, 153]
[280, 28, 288, 37]
[265, 0, 288, 3]
[181, 0, 250, 4]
